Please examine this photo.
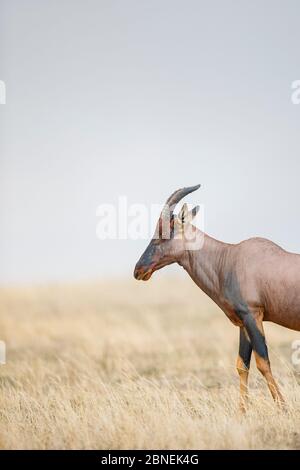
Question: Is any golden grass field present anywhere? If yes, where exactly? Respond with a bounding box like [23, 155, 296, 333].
[0, 277, 300, 449]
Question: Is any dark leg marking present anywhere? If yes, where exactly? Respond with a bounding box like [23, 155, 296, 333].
[224, 272, 249, 318]
[224, 272, 284, 406]
[243, 314, 285, 405]
[243, 314, 269, 359]
[236, 327, 252, 412]
[238, 327, 252, 369]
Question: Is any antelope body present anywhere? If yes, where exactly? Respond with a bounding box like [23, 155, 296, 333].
[134, 185, 300, 410]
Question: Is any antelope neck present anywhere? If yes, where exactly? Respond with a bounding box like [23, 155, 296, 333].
[178, 231, 230, 302]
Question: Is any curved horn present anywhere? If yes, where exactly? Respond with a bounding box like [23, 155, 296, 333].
[161, 184, 201, 220]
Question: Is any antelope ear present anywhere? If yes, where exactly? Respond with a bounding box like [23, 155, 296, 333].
[178, 203, 189, 224]
[190, 205, 200, 219]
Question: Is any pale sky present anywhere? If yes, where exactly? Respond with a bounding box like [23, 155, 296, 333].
[0, 0, 300, 284]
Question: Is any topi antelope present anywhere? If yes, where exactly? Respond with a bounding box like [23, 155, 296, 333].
[134, 184, 300, 411]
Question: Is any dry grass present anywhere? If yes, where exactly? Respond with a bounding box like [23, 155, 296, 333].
[0, 277, 300, 449]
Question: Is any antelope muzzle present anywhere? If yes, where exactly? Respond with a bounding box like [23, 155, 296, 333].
[134, 242, 158, 281]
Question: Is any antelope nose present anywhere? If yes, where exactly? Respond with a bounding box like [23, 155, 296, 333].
[134, 265, 142, 280]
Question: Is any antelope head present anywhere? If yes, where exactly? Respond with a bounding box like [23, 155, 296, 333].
[134, 185, 201, 281]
